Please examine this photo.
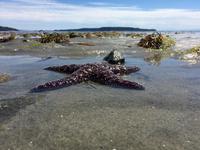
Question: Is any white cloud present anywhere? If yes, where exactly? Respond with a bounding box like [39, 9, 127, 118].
[0, 0, 200, 30]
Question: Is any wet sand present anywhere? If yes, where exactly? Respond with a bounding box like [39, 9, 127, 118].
[0, 32, 200, 150]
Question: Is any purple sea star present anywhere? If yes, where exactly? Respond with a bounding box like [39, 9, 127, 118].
[31, 62, 145, 92]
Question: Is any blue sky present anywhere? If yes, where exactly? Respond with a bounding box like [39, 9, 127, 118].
[0, 0, 200, 30]
[64, 0, 200, 9]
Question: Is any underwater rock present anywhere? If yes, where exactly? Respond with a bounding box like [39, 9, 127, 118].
[0, 73, 10, 83]
[138, 33, 175, 50]
[103, 50, 125, 64]
[39, 33, 70, 43]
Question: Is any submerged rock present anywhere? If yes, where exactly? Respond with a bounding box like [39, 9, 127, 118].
[103, 50, 125, 64]
[0, 73, 10, 83]
[144, 50, 174, 66]
[138, 33, 175, 50]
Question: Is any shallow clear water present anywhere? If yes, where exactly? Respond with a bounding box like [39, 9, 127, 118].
[0, 32, 200, 150]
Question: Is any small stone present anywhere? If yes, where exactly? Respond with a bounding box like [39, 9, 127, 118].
[162, 144, 166, 147]
[28, 141, 33, 147]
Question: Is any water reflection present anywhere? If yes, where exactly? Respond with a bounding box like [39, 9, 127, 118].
[144, 51, 173, 66]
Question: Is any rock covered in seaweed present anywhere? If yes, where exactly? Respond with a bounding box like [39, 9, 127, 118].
[0, 32, 16, 43]
[103, 50, 125, 64]
[137, 33, 175, 50]
[69, 32, 80, 38]
[39, 33, 70, 43]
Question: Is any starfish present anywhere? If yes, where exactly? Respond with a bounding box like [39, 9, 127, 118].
[31, 62, 145, 92]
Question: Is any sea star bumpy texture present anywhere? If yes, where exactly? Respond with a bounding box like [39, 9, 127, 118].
[31, 63, 145, 92]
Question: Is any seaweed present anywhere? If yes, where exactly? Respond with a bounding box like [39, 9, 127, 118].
[126, 33, 144, 38]
[138, 33, 175, 50]
[39, 33, 70, 43]
[175, 46, 200, 63]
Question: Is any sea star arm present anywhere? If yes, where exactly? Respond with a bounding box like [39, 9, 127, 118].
[45, 64, 82, 74]
[31, 77, 75, 92]
[92, 69, 145, 90]
[111, 66, 140, 75]
[31, 67, 92, 92]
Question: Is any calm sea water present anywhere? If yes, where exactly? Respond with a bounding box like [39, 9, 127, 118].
[0, 32, 200, 150]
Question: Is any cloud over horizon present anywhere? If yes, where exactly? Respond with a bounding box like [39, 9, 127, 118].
[0, 0, 200, 30]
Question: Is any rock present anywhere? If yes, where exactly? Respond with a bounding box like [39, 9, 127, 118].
[137, 33, 175, 50]
[69, 32, 80, 38]
[77, 42, 96, 46]
[103, 50, 125, 64]
[23, 39, 30, 42]
[0, 73, 10, 83]
[95, 32, 104, 38]
[85, 33, 96, 38]
[0, 32, 16, 43]
[126, 33, 144, 38]
[39, 33, 70, 43]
